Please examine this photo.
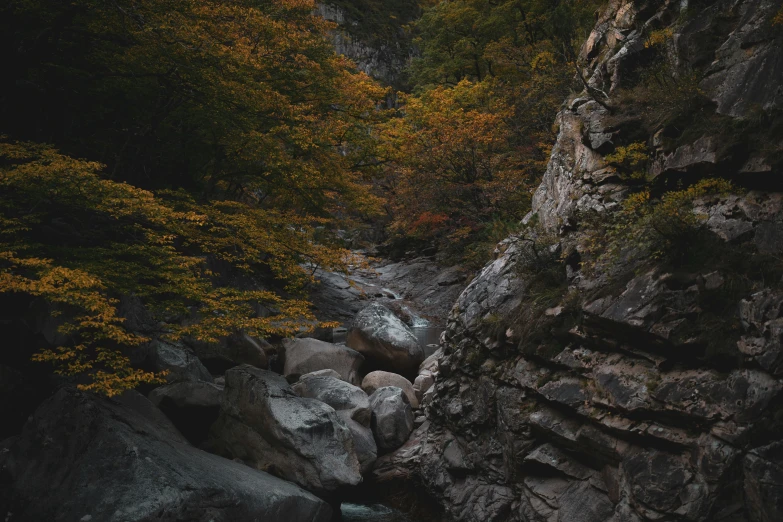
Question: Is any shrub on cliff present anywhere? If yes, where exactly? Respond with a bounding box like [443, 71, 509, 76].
[583, 178, 735, 275]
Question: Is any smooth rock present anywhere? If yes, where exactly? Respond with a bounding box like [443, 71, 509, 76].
[0, 388, 332, 522]
[413, 371, 435, 402]
[282, 337, 364, 385]
[362, 371, 419, 409]
[293, 376, 371, 426]
[292, 375, 378, 473]
[300, 369, 342, 381]
[145, 339, 213, 383]
[209, 365, 362, 494]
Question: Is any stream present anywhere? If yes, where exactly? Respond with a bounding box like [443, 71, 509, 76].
[310, 255, 459, 521]
[340, 503, 414, 521]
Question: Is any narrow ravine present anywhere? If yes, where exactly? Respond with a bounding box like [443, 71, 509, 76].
[307, 253, 463, 520]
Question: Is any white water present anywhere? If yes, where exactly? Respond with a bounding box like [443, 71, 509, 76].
[400, 304, 430, 328]
[381, 287, 403, 300]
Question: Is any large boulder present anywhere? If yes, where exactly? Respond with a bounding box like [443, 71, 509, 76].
[292, 375, 372, 426]
[0, 388, 331, 522]
[148, 381, 223, 445]
[361, 371, 419, 409]
[369, 386, 414, 452]
[282, 337, 364, 385]
[293, 376, 377, 473]
[301, 369, 342, 380]
[208, 365, 362, 494]
[346, 303, 424, 376]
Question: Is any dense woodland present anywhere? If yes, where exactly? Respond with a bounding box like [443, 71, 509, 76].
[0, 0, 604, 394]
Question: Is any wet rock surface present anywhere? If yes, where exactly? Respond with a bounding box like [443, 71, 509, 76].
[310, 255, 467, 326]
[0, 388, 332, 522]
[347, 303, 425, 377]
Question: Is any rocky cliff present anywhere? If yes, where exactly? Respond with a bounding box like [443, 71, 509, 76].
[374, 1, 783, 521]
[317, 1, 419, 89]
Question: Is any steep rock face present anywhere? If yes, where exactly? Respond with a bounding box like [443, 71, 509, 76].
[316, 2, 418, 89]
[375, 1, 783, 521]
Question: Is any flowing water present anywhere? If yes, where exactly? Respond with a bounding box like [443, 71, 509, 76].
[411, 326, 443, 357]
[341, 503, 413, 521]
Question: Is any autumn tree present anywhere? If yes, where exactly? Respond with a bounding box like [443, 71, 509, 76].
[380, 80, 528, 265]
[0, 0, 386, 394]
[380, 0, 601, 266]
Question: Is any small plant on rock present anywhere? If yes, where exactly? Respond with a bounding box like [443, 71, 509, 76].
[584, 178, 735, 275]
[605, 142, 650, 180]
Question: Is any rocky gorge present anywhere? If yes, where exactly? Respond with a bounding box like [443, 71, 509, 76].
[2, 0, 783, 521]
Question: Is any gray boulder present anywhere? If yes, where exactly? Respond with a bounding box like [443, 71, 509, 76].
[209, 365, 362, 494]
[145, 339, 214, 383]
[362, 371, 419, 409]
[293, 376, 377, 473]
[369, 386, 414, 452]
[148, 381, 223, 445]
[0, 388, 331, 522]
[346, 303, 424, 376]
[292, 376, 371, 426]
[282, 337, 364, 385]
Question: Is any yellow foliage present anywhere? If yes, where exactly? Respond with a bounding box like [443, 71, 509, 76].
[605, 142, 650, 179]
[645, 28, 674, 49]
[584, 178, 735, 272]
[0, 0, 392, 396]
[0, 140, 351, 395]
[774, 7, 783, 26]
[379, 79, 535, 265]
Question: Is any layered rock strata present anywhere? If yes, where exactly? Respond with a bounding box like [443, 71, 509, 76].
[374, 1, 783, 521]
